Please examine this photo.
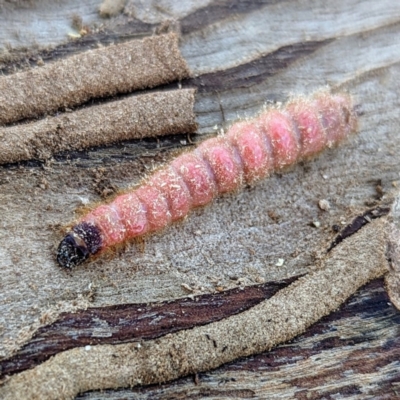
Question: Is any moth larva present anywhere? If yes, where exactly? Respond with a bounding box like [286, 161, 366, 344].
[57, 91, 357, 268]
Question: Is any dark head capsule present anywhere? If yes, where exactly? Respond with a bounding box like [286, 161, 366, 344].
[57, 222, 102, 268]
[57, 232, 90, 268]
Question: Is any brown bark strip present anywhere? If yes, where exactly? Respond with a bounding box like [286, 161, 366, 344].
[0, 32, 190, 125]
[0, 220, 389, 400]
[76, 280, 400, 400]
[0, 89, 196, 164]
[186, 39, 334, 92]
[0, 277, 297, 379]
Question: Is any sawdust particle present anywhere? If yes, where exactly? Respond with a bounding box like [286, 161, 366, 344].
[99, 0, 126, 17]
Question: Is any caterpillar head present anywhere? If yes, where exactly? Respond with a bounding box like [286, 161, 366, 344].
[57, 222, 102, 268]
[57, 232, 90, 268]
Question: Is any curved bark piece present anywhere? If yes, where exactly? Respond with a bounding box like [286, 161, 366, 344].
[0, 278, 298, 378]
[0, 220, 389, 400]
[75, 279, 399, 400]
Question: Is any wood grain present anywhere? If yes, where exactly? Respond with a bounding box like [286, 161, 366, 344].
[1, 0, 400, 398]
[0, 220, 390, 398]
[0, 278, 297, 378]
[75, 280, 400, 400]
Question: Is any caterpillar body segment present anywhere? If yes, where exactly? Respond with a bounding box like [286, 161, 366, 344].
[57, 91, 357, 268]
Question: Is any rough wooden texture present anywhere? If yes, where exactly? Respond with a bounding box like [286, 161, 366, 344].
[0, 0, 102, 52]
[1, 0, 400, 398]
[0, 278, 297, 378]
[0, 220, 390, 398]
[76, 279, 400, 400]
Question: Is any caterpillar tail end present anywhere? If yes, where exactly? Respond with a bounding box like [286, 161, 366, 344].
[57, 232, 90, 268]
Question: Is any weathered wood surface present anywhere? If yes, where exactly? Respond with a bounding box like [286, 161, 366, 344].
[1, 0, 400, 398]
[74, 279, 400, 400]
[1, 278, 297, 378]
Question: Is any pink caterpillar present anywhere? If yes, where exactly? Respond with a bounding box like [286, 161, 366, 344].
[57, 91, 357, 268]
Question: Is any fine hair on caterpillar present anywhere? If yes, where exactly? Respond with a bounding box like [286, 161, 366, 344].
[57, 90, 358, 268]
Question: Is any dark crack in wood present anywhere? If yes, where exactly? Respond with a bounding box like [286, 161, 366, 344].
[185, 39, 334, 92]
[0, 277, 298, 379]
[180, 0, 283, 35]
[328, 205, 390, 252]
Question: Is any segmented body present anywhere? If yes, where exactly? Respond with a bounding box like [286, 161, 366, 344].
[57, 91, 357, 268]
